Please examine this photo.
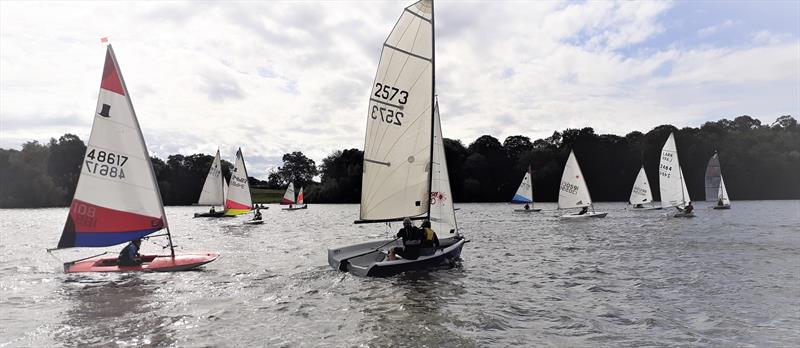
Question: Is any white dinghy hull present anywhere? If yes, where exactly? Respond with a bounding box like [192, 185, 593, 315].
[559, 212, 608, 219]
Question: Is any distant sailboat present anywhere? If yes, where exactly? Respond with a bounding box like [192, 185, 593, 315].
[659, 133, 694, 217]
[49, 45, 218, 272]
[558, 150, 607, 219]
[193, 149, 229, 217]
[327, 0, 465, 277]
[224, 148, 254, 216]
[705, 152, 731, 209]
[629, 166, 661, 210]
[283, 185, 308, 210]
[511, 166, 541, 212]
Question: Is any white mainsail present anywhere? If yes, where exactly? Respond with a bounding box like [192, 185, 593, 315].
[512, 167, 534, 204]
[223, 148, 253, 215]
[281, 182, 295, 205]
[558, 150, 592, 209]
[196, 149, 225, 206]
[430, 100, 457, 235]
[718, 175, 731, 205]
[57, 45, 167, 248]
[629, 166, 653, 205]
[659, 133, 691, 209]
[359, 0, 434, 222]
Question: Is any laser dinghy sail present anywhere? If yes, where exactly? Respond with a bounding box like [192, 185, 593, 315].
[659, 132, 694, 217]
[49, 45, 218, 272]
[328, 1, 465, 277]
[511, 166, 541, 212]
[629, 166, 661, 210]
[558, 150, 607, 219]
[194, 149, 229, 217]
[705, 152, 731, 209]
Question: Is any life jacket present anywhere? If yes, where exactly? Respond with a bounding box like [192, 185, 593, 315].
[420, 228, 437, 248]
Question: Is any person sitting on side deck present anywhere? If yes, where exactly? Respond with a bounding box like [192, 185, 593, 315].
[253, 208, 262, 220]
[419, 220, 440, 256]
[578, 206, 589, 215]
[387, 217, 423, 261]
[118, 239, 143, 266]
[524, 203, 530, 211]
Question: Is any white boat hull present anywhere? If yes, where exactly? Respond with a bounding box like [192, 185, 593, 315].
[560, 211, 608, 219]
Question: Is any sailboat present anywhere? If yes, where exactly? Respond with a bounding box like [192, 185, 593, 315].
[659, 132, 694, 217]
[558, 150, 607, 219]
[193, 149, 230, 217]
[629, 166, 661, 210]
[511, 166, 541, 212]
[705, 152, 731, 209]
[48, 45, 218, 272]
[281, 183, 307, 210]
[225, 148, 257, 223]
[327, 1, 465, 277]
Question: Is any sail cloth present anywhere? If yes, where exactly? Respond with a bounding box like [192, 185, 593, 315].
[659, 133, 690, 209]
[224, 148, 253, 216]
[629, 166, 653, 204]
[558, 150, 592, 209]
[704, 153, 722, 201]
[297, 187, 305, 205]
[359, 0, 434, 222]
[281, 183, 295, 205]
[57, 45, 166, 248]
[196, 149, 225, 206]
[430, 100, 457, 235]
[512, 167, 534, 203]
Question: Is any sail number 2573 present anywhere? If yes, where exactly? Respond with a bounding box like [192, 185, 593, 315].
[85, 149, 127, 179]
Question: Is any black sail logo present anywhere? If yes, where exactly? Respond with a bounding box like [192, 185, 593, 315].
[99, 104, 111, 118]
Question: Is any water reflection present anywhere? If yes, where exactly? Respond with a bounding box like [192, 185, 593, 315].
[56, 275, 176, 347]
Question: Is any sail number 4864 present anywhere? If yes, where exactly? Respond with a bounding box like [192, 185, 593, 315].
[85, 149, 127, 179]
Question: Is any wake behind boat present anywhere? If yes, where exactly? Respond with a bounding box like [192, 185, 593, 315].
[328, 2, 465, 276]
[48, 45, 218, 273]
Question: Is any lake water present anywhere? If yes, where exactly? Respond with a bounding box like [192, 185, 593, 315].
[1, 201, 799, 347]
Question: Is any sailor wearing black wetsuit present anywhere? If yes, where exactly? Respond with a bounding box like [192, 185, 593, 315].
[118, 239, 142, 266]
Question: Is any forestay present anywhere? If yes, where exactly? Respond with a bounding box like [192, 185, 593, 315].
[224, 148, 253, 216]
[57, 45, 166, 248]
[659, 133, 690, 209]
[281, 183, 295, 205]
[558, 150, 592, 209]
[629, 166, 653, 205]
[360, 0, 434, 222]
[430, 100, 457, 235]
[196, 149, 225, 206]
[512, 167, 534, 203]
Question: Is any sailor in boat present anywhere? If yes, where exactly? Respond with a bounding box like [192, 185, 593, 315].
[387, 217, 424, 261]
[253, 208, 262, 221]
[209, 206, 216, 214]
[717, 198, 724, 207]
[419, 220, 440, 256]
[577, 206, 589, 215]
[118, 239, 143, 266]
[524, 203, 530, 211]
[676, 201, 694, 214]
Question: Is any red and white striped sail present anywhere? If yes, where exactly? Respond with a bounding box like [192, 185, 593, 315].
[57, 45, 166, 248]
[224, 148, 253, 215]
[297, 187, 305, 205]
[281, 182, 295, 205]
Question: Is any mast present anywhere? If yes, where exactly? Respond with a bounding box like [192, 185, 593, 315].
[427, 0, 436, 221]
[110, 44, 174, 257]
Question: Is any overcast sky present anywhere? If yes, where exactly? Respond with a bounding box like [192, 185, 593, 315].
[1, 0, 798, 178]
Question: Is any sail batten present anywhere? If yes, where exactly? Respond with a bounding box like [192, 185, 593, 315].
[56, 45, 165, 249]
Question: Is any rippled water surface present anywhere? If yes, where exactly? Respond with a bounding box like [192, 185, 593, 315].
[1, 201, 799, 347]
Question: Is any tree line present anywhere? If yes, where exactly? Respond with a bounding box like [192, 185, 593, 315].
[1, 115, 797, 208]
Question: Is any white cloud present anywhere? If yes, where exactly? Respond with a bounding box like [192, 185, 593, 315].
[697, 19, 735, 37]
[1, 0, 798, 178]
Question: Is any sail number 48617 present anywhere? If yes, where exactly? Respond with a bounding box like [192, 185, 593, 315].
[85, 149, 127, 179]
